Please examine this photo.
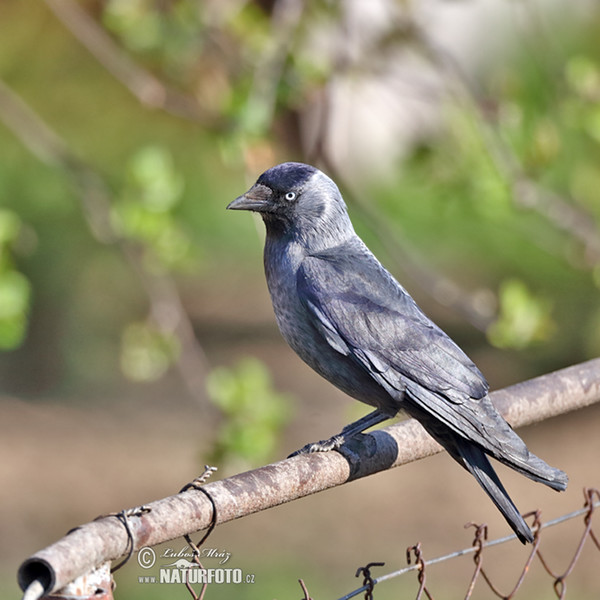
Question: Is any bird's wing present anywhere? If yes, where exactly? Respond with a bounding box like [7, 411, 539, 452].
[295, 247, 532, 457]
[297, 245, 566, 517]
[298, 247, 489, 403]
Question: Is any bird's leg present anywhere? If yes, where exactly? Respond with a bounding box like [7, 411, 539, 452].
[288, 409, 392, 457]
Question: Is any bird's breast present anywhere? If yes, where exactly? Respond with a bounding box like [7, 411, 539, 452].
[262, 239, 398, 413]
[263, 239, 309, 352]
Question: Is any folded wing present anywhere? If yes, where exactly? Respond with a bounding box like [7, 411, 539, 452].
[297, 247, 531, 461]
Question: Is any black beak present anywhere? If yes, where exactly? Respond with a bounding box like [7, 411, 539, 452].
[227, 183, 273, 212]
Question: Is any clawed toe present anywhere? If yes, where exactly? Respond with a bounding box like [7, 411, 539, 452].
[288, 435, 345, 458]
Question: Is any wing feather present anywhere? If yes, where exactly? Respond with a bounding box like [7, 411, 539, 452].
[298, 249, 488, 404]
[294, 249, 533, 458]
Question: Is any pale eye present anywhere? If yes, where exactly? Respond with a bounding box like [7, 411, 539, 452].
[285, 191, 296, 201]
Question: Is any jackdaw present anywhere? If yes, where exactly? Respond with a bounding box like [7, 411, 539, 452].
[228, 161, 567, 543]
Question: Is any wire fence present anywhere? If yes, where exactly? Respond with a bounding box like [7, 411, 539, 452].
[17, 358, 600, 599]
[176, 486, 599, 600]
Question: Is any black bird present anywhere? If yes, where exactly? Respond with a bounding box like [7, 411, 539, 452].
[228, 162, 567, 543]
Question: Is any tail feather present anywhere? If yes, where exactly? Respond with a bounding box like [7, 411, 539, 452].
[491, 447, 568, 492]
[455, 440, 534, 544]
[403, 390, 568, 494]
[403, 397, 567, 543]
[473, 397, 568, 491]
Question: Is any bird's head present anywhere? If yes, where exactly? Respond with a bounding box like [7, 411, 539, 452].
[227, 162, 354, 247]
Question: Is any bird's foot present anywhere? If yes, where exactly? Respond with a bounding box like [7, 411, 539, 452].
[288, 435, 345, 458]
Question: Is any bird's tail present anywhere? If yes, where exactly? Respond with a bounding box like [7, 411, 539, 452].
[491, 446, 568, 492]
[402, 394, 567, 542]
[473, 396, 569, 493]
[453, 439, 534, 544]
[482, 433, 569, 492]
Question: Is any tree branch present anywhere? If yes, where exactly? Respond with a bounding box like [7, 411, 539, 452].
[43, 0, 207, 122]
[411, 22, 600, 266]
[0, 77, 210, 405]
[18, 358, 600, 597]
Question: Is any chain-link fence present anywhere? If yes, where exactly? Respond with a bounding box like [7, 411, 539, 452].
[17, 360, 600, 600]
[140, 484, 599, 599]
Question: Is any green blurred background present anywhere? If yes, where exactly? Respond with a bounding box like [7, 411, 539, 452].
[2, 0, 600, 598]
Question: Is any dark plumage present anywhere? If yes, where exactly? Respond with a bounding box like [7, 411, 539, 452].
[228, 161, 568, 543]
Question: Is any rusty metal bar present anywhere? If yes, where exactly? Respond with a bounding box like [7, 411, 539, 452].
[18, 358, 600, 598]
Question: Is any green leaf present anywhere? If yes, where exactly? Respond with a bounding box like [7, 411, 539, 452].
[103, 0, 163, 52]
[0, 269, 31, 349]
[120, 321, 180, 382]
[127, 146, 184, 212]
[487, 279, 555, 349]
[205, 358, 292, 466]
[0, 209, 21, 245]
[565, 55, 600, 98]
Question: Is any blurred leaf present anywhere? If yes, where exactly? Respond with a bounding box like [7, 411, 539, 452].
[565, 55, 600, 99]
[487, 279, 555, 349]
[0, 209, 31, 349]
[0, 209, 21, 246]
[529, 119, 561, 167]
[446, 108, 512, 219]
[127, 146, 184, 212]
[103, 0, 206, 80]
[120, 321, 180, 382]
[569, 163, 600, 211]
[225, 3, 271, 53]
[103, 0, 165, 53]
[111, 201, 167, 239]
[110, 146, 192, 272]
[0, 269, 30, 349]
[584, 105, 600, 145]
[205, 358, 292, 467]
[594, 265, 600, 290]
